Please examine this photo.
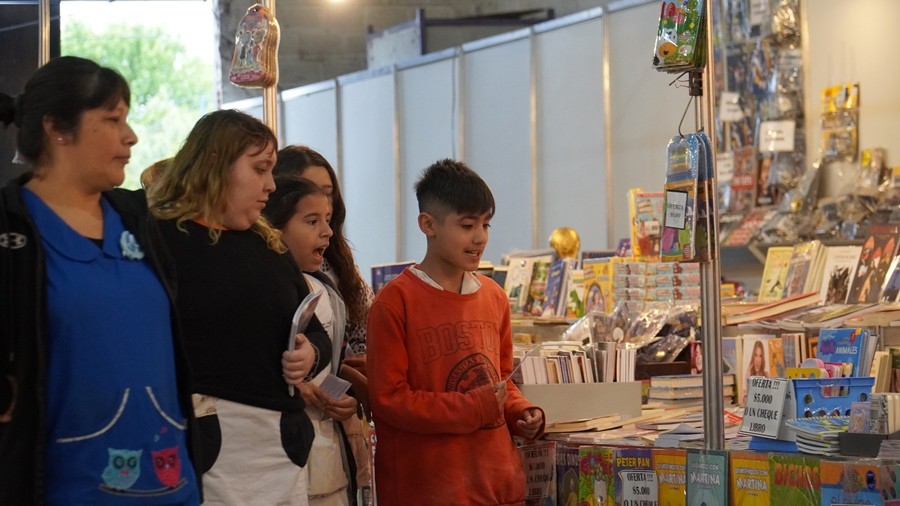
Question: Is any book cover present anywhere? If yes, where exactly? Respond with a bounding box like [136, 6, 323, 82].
[817, 245, 862, 304]
[556, 443, 581, 506]
[686, 449, 728, 506]
[563, 267, 586, 319]
[541, 259, 568, 318]
[505, 256, 538, 315]
[690, 341, 703, 375]
[578, 446, 616, 506]
[847, 224, 900, 303]
[768, 453, 820, 503]
[524, 258, 553, 317]
[519, 440, 557, 506]
[781, 332, 804, 369]
[729, 146, 756, 213]
[781, 241, 821, 299]
[768, 337, 785, 378]
[629, 189, 665, 258]
[614, 447, 656, 506]
[741, 335, 774, 402]
[653, 448, 687, 506]
[757, 246, 794, 302]
[815, 327, 868, 377]
[728, 450, 770, 506]
[819, 459, 884, 504]
[583, 260, 614, 314]
[370, 260, 415, 294]
[723, 207, 775, 247]
[882, 255, 900, 302]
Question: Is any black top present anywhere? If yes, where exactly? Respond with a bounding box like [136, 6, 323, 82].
[158, 219, 331, 412]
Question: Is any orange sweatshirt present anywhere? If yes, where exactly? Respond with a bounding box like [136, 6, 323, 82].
[368, 269, 543, 506]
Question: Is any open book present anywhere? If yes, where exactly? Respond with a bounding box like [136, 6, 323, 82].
[287, 289, 324, 396]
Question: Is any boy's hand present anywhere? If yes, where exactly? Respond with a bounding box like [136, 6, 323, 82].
[493, 382, 509, 412]
[282, 333, 315, 386]
[517, 408, 543, 440]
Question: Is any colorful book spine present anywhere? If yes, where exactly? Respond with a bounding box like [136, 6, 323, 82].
[556, 443, 581, 506]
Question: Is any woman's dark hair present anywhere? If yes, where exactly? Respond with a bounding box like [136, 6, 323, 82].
[273, 145, 368, 326]
[0, 56, 131, 164]
[264, 175, 329, 230]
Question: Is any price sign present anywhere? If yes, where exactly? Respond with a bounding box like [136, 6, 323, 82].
[719, 92, 744, 122]
[758, 120, 796, 152]
[619, 470, 658, 505]
[739, 376, 790, 439]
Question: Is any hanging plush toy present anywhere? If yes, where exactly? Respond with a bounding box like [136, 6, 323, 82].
[229, 3, 280, 88]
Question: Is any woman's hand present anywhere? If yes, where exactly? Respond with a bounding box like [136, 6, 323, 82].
[282, 333, 316, 386]
[298, 381, 358, 421]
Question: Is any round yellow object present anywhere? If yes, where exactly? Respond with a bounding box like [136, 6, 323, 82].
[549, 227, 580, 259]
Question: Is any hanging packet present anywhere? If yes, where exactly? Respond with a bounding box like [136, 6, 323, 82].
[229, 4, 280, 88]
[662, 134, 700, 262]
[694, 132, 714, 263]
[652, 0, 707, 72]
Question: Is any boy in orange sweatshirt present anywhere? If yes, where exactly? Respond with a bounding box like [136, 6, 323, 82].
[367, 159, 544, 506]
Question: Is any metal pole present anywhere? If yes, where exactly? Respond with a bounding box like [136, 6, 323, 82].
[700, 0, 725, 451]
[262, 0, 278, 139]
[38, 0, 50, 65]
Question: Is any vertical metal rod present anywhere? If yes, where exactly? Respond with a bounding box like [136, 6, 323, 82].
[700, 0, 725, 451]
[528, 28, 539, 249]
[334, 77, 344, 201]
[456, 48, 466, 162]
[392, 66, 403, 261]
[262, 0, 278, 139]
[38, 0, 50, 65]
[601, 8, 615, 248]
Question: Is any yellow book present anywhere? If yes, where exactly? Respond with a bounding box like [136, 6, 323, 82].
[729, 450, 770, 506]
[652, 448, 686, 506]
[758, 246, 794, 302]
[582, 261, 614, 314]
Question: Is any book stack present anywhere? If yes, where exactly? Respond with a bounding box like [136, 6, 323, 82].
[785, 416, 849, 456]
[647, 374, 736, 407]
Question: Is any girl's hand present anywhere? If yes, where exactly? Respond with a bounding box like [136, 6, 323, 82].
[282, 333, 316, 386]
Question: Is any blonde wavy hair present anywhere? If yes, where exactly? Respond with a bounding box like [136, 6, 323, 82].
[148, 109, 284, 252]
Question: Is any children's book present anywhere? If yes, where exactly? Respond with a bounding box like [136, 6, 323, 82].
[768, 453, 820, 503]
[819, 459, 885, 505]
[519, 440, 557, 506]
[722, 337, 743, 395]
[614, 447, 656, 506]
[767, 337, 785, 378]
[541, 258, 568, 318]
[781, 332, 804, 369]
[523, 257, 553, 317]
[757, 246, 793, 302]
[556, 443, 581, 506]
[370, 260, 415, 294]
[628, 188, 665, 259]
[563, 267, 586, 318]
[287, 289, 325, 396]
[505, 254, 553, 315]
[728, 450, 770, 506]
[578, 446, 615, 506]
[582, 260, 614, 314]
[847, 224, 900, 303]
[815, 327, 869, 377]
[653, 448, 687, 506]
[817, 245, 862, 304]
[781, 241, 821, 299]
[685, 449, 728, 506]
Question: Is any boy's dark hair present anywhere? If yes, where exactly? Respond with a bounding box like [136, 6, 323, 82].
[414, 159, 495, 219]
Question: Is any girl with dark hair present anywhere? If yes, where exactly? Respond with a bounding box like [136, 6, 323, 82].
[149, 110, 331, 504]
[0, 56, 200, 504]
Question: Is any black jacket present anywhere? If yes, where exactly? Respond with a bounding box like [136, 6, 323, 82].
[0, 174, 201, 505]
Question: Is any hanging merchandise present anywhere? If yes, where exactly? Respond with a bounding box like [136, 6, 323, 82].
[821, 83, 861, 163]
[661, 134, 700, 262]
[229, 4, 280, 88]
[652, 0, 706, 72]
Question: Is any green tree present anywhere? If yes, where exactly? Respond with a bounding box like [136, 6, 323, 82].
[62, 20, 215, 188]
